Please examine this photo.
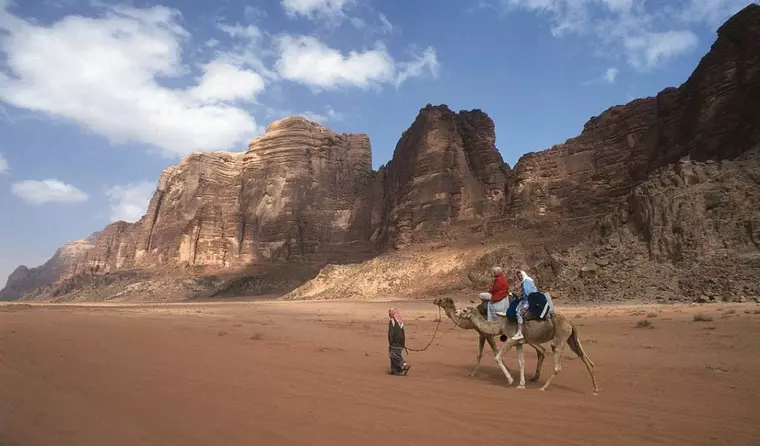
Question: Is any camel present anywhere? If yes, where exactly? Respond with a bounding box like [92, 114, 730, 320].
[458, 305, 599, 394]
[432, 297, 546, 380]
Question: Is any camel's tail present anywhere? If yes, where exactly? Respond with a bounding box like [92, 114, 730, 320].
[567, 323, 595, 368]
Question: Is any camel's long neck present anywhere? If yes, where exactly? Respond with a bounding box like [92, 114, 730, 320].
[442, 305, 475, 330]
[468, 313, 504, 336]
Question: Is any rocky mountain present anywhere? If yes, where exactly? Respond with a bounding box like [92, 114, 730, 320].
[286, 4, 760, 303]
[0, 236, 96, 301]
[1, 107, 510, 301]
[3, 4, 760, 303]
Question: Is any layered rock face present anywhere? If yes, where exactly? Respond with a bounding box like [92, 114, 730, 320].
[241, 118, 375, 261]
[88, 117, 374, 270]
[375, 105, 510, 248]
[508, 4, 760, 224]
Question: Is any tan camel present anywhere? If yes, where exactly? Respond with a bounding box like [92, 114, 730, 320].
[433, 297, 546, 380]
[458, 305, 599, 394]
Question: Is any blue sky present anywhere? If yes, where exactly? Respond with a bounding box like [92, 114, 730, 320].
[0, 0, 754, 286]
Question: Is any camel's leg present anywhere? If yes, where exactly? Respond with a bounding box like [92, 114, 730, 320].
[471, 334, 486, 377]
[494, 339, 515, 386]
[486, 335, 499, 357]
[540, 338, 567, 392]
[516, 344, 526, 389]
[529, 343, 546, 382]
[567, 326, 599, 394]
[576, 349, 598, 395]
[486, 335, 515, 376]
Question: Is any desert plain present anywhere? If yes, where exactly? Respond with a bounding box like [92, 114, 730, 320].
[2, 298, 760, 446]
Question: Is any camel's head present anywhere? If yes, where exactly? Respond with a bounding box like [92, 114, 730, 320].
[433, 297, 455, 309]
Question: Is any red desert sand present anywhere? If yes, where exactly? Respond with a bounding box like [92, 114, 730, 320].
[2, 299, 759, 445]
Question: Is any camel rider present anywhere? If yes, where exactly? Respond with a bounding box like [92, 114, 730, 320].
[512, 270, 537, 341]
[479, 266, 510, 322]
[388, 308, 410, 376]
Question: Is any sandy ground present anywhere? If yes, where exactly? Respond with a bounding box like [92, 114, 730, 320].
[1, 299, 760, 446]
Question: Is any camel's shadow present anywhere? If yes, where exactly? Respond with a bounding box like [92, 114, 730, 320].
[445, 364, 584, 394]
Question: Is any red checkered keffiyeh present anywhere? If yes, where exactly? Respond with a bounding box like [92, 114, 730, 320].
[389, 308, 404, 328]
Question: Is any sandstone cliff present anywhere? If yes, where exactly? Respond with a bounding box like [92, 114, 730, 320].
[2, 103, 513, 301]
[2, 118, 380, 301]
[74, 117, 376, 273]
[375, 105, 509, 249]
[285, 4, 760, 303]
[4, 5, 760, 303]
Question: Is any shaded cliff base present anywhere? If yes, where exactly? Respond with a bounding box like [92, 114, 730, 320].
[16, 263, 322, 303]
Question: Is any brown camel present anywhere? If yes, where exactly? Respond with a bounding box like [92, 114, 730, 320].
[433, 297, 546, 380]
[458, 305, 599, 394]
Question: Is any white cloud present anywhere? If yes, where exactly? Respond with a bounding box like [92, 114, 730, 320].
[680, 0, 753, 25]
[601, 0, 634, 14]
[582, 66, 619, 86]
[301, 111, 330, 123]
[189, 60, 265, 103]
[394, 47, 440, 87]
[0, 4, 259, 156]
[496, 0, 747, 70]
[215, 23, 279, 81]
[378, 13, 395, 34]
[105, 181, 155, 222]
[12, 179, 88, 205]
[43, 0, 76, 9]
[281, 0, 354, 24]
[266, 105, 345, 125]
[0, 2, 441, 157]
[350, 17, 367, 29]
[299, 105, 345, 124]
[623, 30, 699, 70]
[275, 35, 438, 89]
[244, 6, 267, 22]
[351, 13, 395, 35]
[501, 0, 592, 36]
[325, 105, 344, 121]
[604, 67, 619, 83]
[0, 153, 7, 173]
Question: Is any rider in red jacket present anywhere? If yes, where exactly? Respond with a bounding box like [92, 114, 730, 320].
[489, 269, 510, 303]
[480, 267, 510, 323]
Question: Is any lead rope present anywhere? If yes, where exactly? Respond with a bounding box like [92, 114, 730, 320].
[406, 305, 471, 352]
[405, 306, 445, 352]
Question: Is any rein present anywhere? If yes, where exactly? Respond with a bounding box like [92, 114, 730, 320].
[406, 304, 476, 352]
[405, 306, 445, 352]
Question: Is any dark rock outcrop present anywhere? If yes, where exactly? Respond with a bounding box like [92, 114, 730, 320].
[375, 105, 509, 248]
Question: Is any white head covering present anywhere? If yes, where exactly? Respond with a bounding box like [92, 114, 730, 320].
[519, 270, 532, 282]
